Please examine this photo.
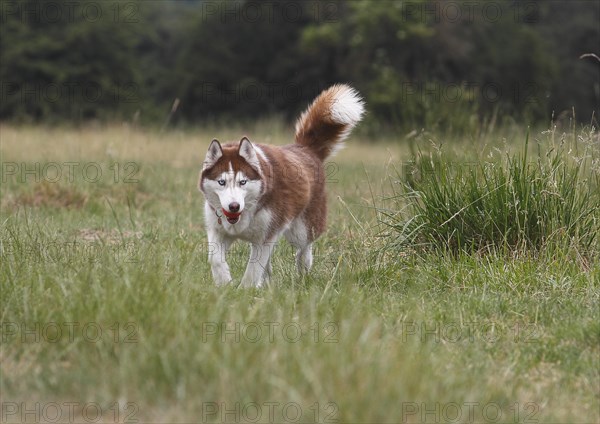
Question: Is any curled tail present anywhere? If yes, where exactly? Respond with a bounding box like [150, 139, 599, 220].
[294, 84, 365, 160]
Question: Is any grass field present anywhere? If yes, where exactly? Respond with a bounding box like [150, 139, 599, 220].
[1, 123, 598, 423]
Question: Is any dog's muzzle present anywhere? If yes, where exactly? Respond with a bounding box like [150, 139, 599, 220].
[221, 208, 242, 224]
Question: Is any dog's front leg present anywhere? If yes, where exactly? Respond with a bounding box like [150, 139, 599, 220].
[207, 228, 232, 286]
[241, 241, 276, 288]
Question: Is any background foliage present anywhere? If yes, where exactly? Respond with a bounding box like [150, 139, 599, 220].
[1, 0, 599, 130]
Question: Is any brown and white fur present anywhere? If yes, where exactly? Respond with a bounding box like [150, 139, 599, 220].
[198, 84, 365, 287]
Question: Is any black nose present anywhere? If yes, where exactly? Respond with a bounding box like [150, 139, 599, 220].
[229, 202, 240, 212]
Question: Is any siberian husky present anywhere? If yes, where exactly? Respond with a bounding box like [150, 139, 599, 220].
[199, 84, 365, 287]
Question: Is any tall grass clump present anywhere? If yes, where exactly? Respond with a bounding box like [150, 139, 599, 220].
[385, 129, 599, 256]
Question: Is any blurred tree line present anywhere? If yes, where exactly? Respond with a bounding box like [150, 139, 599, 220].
[1, 0, 598, 131]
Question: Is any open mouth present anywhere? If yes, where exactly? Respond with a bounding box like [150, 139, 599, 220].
[221, 208, 242, 224]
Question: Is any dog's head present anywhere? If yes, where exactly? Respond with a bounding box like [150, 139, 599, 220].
[199, 137, 263, 224]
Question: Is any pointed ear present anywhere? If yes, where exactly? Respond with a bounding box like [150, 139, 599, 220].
[203, 139, 223, 171]
[238, 137, 261, 174]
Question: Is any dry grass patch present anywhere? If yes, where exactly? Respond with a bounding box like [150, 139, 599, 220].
[4, 181, 88, 210]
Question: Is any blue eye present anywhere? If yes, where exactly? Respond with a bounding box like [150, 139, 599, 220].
[217, 179, 225, 186]
[240, 180, 247, 186]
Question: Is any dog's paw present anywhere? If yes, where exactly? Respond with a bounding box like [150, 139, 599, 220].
[214, 277, 232, 286]
[211, 267, 232, 286]
[240, 275, 264, 288]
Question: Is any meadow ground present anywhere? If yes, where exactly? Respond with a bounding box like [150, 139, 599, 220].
[0, 123, 598, 423]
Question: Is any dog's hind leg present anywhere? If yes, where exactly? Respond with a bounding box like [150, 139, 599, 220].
[295, 244, 313, 274]
[263, 255, 273, 281]
[285, 218, 315, 275]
